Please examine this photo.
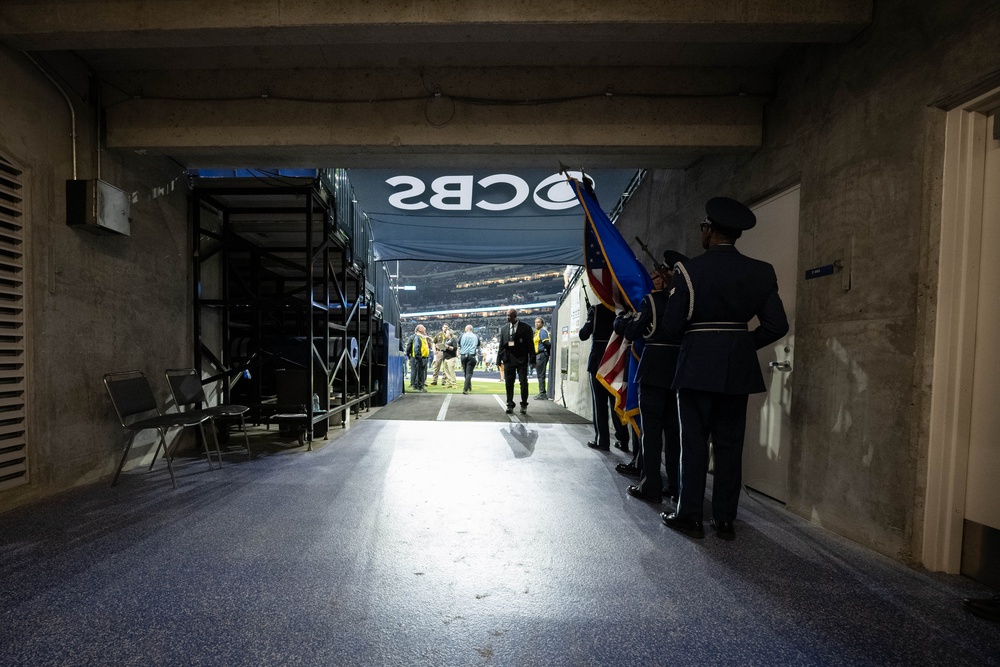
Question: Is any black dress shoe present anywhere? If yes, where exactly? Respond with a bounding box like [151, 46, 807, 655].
[626, 485, 661, 503]
[614, 463, 641, 477]
[660, 512, 705, 538]
[614, 440, 629, 453]
[505, 407, 514, 414]
[964, 595, 1000, 622]
[710, 518, 736, 541]
[520, 406, 527, 415]
[586, 441, 610, 451]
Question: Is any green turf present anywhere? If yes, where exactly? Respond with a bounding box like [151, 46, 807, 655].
[408, 378, 545, 396]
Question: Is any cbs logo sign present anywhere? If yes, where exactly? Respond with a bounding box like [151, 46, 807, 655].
[385, 171, 590, 212]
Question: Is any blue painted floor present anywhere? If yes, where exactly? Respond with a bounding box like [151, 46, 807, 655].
[1, 413, 998, 666]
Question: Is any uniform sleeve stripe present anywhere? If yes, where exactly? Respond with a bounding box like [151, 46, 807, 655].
[644, 295, 658, 339]
[675, 262, 695, 321]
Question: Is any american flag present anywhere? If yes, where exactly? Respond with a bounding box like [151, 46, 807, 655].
[596, 329, 628, 402]
[597, 331, 644, 430]
[585, 222, 615, 309]
[575, 178, 650, 312]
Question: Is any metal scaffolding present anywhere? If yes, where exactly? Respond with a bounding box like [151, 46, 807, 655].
[191, 173, 380, 448]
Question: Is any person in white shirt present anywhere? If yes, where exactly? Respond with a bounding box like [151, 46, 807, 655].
[458, 325, 482, 394]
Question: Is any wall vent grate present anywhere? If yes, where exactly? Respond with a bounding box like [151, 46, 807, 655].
[0, 151, 27, 492]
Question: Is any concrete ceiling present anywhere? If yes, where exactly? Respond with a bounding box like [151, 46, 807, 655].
[0, 1, 873, 169]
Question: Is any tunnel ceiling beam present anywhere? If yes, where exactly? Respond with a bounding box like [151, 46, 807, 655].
[0, 0, 871, 168]
[0, 2, 873, 51]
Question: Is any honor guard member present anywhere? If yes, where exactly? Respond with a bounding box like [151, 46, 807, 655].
[660, 198, 788, 540]
[616, 251, 687, 504]
[579, 302, 631, 451]
[611, 308, 642, 469]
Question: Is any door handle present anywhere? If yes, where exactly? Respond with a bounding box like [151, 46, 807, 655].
[769, 360, 792, 372]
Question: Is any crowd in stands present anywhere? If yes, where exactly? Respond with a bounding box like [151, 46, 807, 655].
[396, 261, 566, 314]
[402, 289, 562, 315]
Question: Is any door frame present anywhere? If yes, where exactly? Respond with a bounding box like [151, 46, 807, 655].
[924, 87, 1000, 573]
[742, 183, 800, 503]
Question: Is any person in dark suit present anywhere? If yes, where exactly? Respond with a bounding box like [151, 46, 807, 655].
[497, 307, 536, 414]
[579, 301, 630, 450]
[616, 251, 687, 504]
[660, 197, 789, 540]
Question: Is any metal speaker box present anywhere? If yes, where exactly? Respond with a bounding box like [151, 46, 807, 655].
[66, 179, 131, 236]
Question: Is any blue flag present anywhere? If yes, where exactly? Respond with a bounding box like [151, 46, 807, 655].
[572, 176, 651, 433]
[572, 178, 652, 311]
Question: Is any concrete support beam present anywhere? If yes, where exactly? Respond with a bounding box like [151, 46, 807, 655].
[1, 1, 873, 50]
[2, 2, 867, 168]
[101, 66, 774, 103]
[107, 94, 764, 168]
[101, 66, 769, 167]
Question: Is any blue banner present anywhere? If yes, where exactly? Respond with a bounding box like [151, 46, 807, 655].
[349, 169, 637, 265]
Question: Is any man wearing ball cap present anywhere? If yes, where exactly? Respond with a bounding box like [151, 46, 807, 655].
[659, 197, 789, 540]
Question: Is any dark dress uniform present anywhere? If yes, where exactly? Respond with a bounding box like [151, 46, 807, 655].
[662, 243, 788, 529]
[661, 197, 788, 538]
[579, 304, 630, 449]
[611, 313, 641, 463]
[621, 287, 682, 499]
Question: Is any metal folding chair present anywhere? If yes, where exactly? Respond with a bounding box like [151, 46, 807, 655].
[165, 368, 252, 460]
[103, 371, 214, 488]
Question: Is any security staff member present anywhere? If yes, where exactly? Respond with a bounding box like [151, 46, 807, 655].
[660, 198, 788, 540]
[617, 251, 687, 503]
[532, 317, 551, 400]
[579, 301, 630, 450]
[405, 325, 432, 393]
[498, 308, 536, 414]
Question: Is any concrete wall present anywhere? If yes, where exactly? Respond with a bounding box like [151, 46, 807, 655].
[614, 0, 1000, 562]
[0, 46, 190, 512]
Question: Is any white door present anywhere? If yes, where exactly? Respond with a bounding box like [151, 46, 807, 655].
[738, 186, 800, 502]
[965, 111, 1000, 538]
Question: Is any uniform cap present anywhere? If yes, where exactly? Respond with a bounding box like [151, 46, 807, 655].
[662, 250, 687, 267]
[705, 197, 756, 231]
